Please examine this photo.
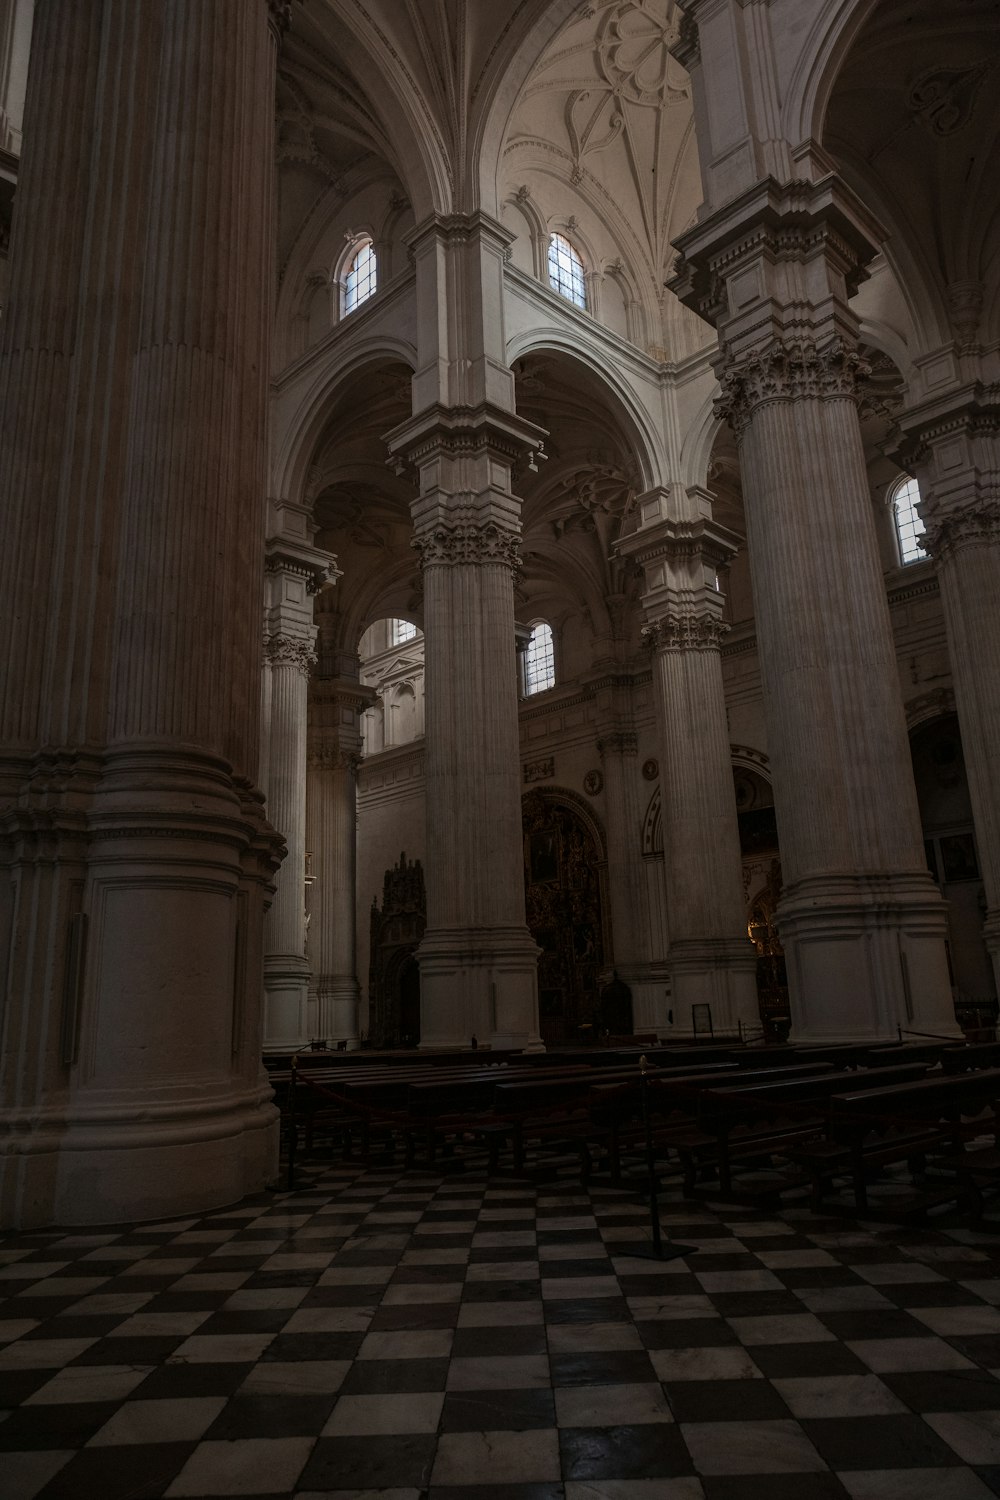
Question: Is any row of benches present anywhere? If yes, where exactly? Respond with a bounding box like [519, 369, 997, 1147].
[274, 1039, 1000, 1219]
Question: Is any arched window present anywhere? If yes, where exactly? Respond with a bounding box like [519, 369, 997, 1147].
[390, 618, 416, 645]
[344, 239, 377, 315]
[523, 621, 555, 695]
[892, 476, 927, 565]
[547, 233, 586, 309]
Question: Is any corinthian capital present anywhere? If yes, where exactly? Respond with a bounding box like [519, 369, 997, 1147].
[264, 633, 317, 676]
[923, 499, 1000, 561]
[715, 338, 870, 441]
[642, 614, 728, 653]
[412, 519, 521, 571]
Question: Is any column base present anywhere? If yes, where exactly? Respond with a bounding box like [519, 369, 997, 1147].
[416, 926, 543, 1051]
[316, 976, 361, 1049]
[263, 956, 311, 1050]
[605, 963, 672, 1038]
[0, 1088, 278, 1229]
[779, 874, 962, 1043]
[668, 938, 760, 1037]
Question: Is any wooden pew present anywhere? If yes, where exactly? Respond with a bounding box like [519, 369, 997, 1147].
[798, 1067, 1000, 1212]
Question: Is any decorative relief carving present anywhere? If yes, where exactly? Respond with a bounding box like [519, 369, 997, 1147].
[907, 59, 994, 138]
[597, 2, 687, 107]
[597, 732, 638, 759]
[923, 500, 1000, 561]
[715, 338, 869, 439]
[524, 757, 555, 784]
[583, 769, 604, 796]
[642, 758, 659, 782]
[307, 745, 361, 776]
[642, 615, 728, 652]
[412, 521, 521, 571]
[264, 634, 317, 675]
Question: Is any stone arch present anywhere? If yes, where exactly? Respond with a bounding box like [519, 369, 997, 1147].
[783, 0, 881, 147]
[506, 334, 663, 491]
[273, 346, 416, 510]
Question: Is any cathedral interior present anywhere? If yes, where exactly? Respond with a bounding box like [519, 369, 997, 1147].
[2, 0, 1000, 1494]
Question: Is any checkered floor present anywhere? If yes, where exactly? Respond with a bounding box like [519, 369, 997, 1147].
[4, 1158, 1000, 1499]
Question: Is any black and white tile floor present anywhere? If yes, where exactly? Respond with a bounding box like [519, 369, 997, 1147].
[5, 1158, 1000, 1499]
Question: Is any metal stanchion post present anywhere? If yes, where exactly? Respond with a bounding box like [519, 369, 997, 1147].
[287, 1054, 299, 1191]
[631, 1054, 695, 1264]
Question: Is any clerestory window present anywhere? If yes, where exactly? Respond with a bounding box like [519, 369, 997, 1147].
[344, 239, 377, 314]
[892, 476, 928, 565]
[390, 618, 417, 645]
[523, 621, 555, 695]
[547, 233, 586, 309]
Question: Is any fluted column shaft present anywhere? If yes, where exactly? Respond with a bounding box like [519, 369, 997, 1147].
[306, 678, 371, 1046]
[671, 177, 956, 1042]
[0, 0, 287, 1228]
[619, 490, 757, 1035]
[901, 391, 1000, 991]
[260, 515, 335, 1050]
[721, 364, 954, 1038]
[596, 732, 642, 971]
[262, 639, 314, 1048]
[413, 515, 541, 1048]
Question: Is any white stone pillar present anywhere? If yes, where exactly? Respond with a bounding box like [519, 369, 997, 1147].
[387, 411, 544, 1050]
[0, 0, 291, 1228]
[306, 677, 372, 1047]
[899, 385, 1000, 993]
[671, 178, 957, 1042]
[262, 510, 337, 1049]
[619, 488, 758, 1036]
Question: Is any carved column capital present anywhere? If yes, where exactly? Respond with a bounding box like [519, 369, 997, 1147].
[715, 337, 870, 440]
[307, 743, 361, 777]
[642, 614, 729, 654]
[412, 518, 522, 572]
[895, 380, 1000, 562]
[263, 633, 316, 676]
[597, 731, 638, 759]
[924, 499, 1000, 561]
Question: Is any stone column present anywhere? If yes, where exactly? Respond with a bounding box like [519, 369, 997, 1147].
[306, 677, 373, 1047]
[0, 0, 290, 1228]
[671, 177, 957, 1042]
[262, 506, 337, 1049]
[619, 488, 758, 1035]
[387, 409, 544, 1050]
[899, 384, 1000, 993]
